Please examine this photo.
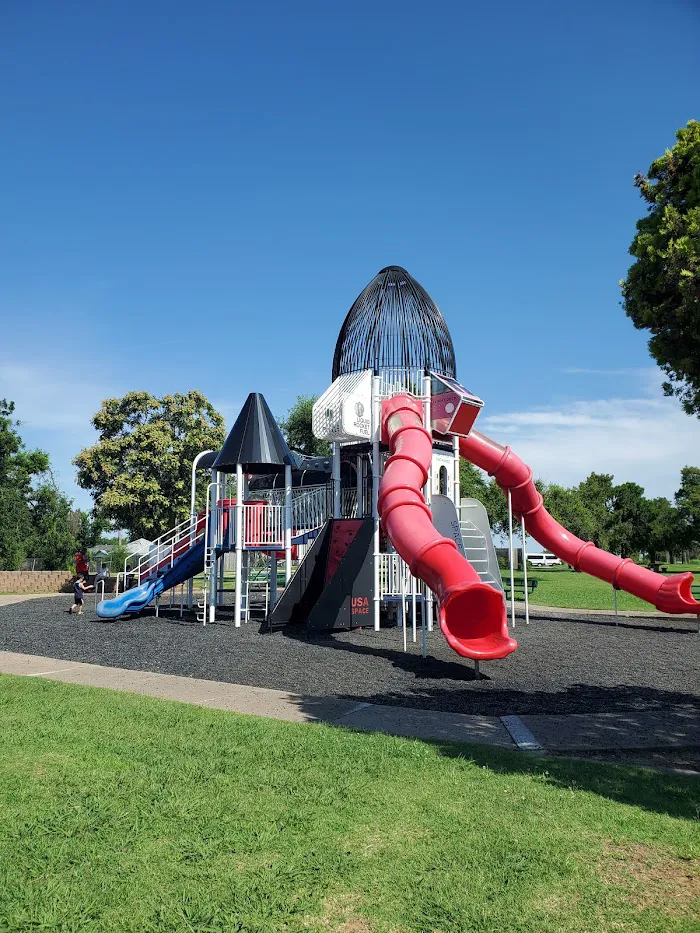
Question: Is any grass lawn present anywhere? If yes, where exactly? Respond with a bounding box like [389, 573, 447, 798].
[511, 563, 700, 613]
[0, 677, 698, 931]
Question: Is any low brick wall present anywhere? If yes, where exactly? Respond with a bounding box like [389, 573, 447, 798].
[0, 571, 119, 595]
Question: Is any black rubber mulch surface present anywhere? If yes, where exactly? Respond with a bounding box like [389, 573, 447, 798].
[0, 597, 698, 717]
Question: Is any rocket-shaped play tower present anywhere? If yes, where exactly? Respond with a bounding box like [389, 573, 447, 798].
[301, 264, 699, 660]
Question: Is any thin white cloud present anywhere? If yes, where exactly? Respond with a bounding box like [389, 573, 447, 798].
[561, 366, 649, 377]
[479, 391, 700, 499]
[0, 362, 108, 431]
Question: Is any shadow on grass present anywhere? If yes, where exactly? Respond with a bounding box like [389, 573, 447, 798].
[424, 738, 700, 822]
[286, 690, 700, 821]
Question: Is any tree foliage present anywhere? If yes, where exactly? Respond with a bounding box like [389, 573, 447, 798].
[74, 391, 226, 540]
[542, 483, 598, 544]
[279, 395, 330, 457]
[608, 482, 648, 558]
[458, 460, 489, 501]
[460, 457, 697, 562]
[0, 400, 78, 570]
[28, 483, 78, 571]
[675, 466, 700, 549]
[621, 120, 700, 415]
[71, 509, 105, 551]
[0, 399, 48, 569]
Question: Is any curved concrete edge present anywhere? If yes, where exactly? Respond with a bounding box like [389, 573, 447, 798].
[1, 651, 698, 759]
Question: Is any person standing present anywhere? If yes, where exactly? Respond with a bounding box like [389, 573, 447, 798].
[75, 549, 90, 581]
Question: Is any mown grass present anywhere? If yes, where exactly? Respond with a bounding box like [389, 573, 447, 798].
[514, 570, 656, 612]
[511, 562, 700, 612]
[0, 676, 698, 931]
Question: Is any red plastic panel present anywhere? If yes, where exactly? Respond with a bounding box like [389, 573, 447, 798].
[325, 520, 364, 585]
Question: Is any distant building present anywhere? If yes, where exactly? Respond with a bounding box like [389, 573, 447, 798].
[89, 538, 152, 572]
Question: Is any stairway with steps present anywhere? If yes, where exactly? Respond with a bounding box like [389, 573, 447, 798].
[459, 498, 504, 592]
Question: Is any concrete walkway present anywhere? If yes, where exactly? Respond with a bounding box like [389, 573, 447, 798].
[0, 594, 64, 607]
[1, 650, 699, 759]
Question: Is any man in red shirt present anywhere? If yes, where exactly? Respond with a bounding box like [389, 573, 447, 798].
[75, 550, 89, 580]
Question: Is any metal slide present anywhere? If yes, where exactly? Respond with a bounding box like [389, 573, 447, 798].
[378, 394, 517, 660]
[459, 430, 700, 615]
[96, 539, 205, 619]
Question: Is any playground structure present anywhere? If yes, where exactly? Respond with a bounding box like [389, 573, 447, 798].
[97, 265, 700, 661]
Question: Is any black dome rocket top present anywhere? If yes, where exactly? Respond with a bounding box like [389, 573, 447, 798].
[213, 393, 295, 474]
[332, 265, 456, 380]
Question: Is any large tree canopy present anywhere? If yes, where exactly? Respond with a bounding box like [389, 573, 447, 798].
[621, 120, 700, 415]
[74, 391, 226, 540]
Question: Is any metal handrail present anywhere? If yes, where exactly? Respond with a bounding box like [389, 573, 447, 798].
[128, 512, 204, 585]
[378, 553, 426, 598]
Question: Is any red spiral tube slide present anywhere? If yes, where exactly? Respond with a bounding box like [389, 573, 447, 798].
[378, 395, 517, 660]
[459, 430, 700, 614]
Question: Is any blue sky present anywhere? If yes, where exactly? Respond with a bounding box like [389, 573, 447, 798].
[1, 0, 699, 511]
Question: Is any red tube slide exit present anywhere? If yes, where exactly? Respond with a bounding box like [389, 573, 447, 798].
[459, 430, 700, 615]
[378, 394, 517, 661]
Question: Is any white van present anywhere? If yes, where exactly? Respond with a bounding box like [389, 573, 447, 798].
[526, 552, 562, 568]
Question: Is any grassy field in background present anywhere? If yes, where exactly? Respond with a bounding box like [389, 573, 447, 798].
[511, 561, 700, 612]
[0, 676, 698, 931]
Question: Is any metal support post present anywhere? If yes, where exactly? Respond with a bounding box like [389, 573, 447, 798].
[356, 454, 363, 518]
[188, 450, 213, 609]
[332, 442, 341, 518]
[401, 561, 407, 652]
[234, 463, 243, 627]
[453, 434, 460, 508]
[284, 463, 292, 585]
[520, 515, 530, 625]
[613, 585, 618, 624]
[218, 548, 225, 607]
[507, 488, 515, 629]
[207, 476, 218, 624]
[422, 372, 434, 631]
[372, 373, 381, 631]
[411, 575, 417, 644]
[270, 554, 278, 608]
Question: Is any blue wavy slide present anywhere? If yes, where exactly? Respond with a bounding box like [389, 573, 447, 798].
[96, 539, 205, 619]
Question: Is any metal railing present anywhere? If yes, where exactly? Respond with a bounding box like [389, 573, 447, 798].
[126, 484, 333, 596]
[213, 485, 331, 552]
[378, 553, 426, 599]
[129, 513, 204, 585]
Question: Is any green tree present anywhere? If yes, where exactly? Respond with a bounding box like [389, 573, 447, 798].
[608, 482, 648, 558]
[0, 485, 33, 570]
[279, 395, 330, 457]
[29, 483, 78, 570]
[621, 120, 700, 415]
[0, 399, 50, 569]
[542, 483, 598, 544]
[459, 460, 489, 501]
[643, 497, 680, 564]
[575, 473, 616, 550]
[675, 466, 700, 548]
[74, 391, 226, 540]
[71, 509, 104, 550]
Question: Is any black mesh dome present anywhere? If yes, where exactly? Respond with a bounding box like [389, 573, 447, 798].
[332, 266, 456, 380]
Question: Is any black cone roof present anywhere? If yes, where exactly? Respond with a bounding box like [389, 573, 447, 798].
[332, 265, 456, 380]
[213, 393, 295, 474]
